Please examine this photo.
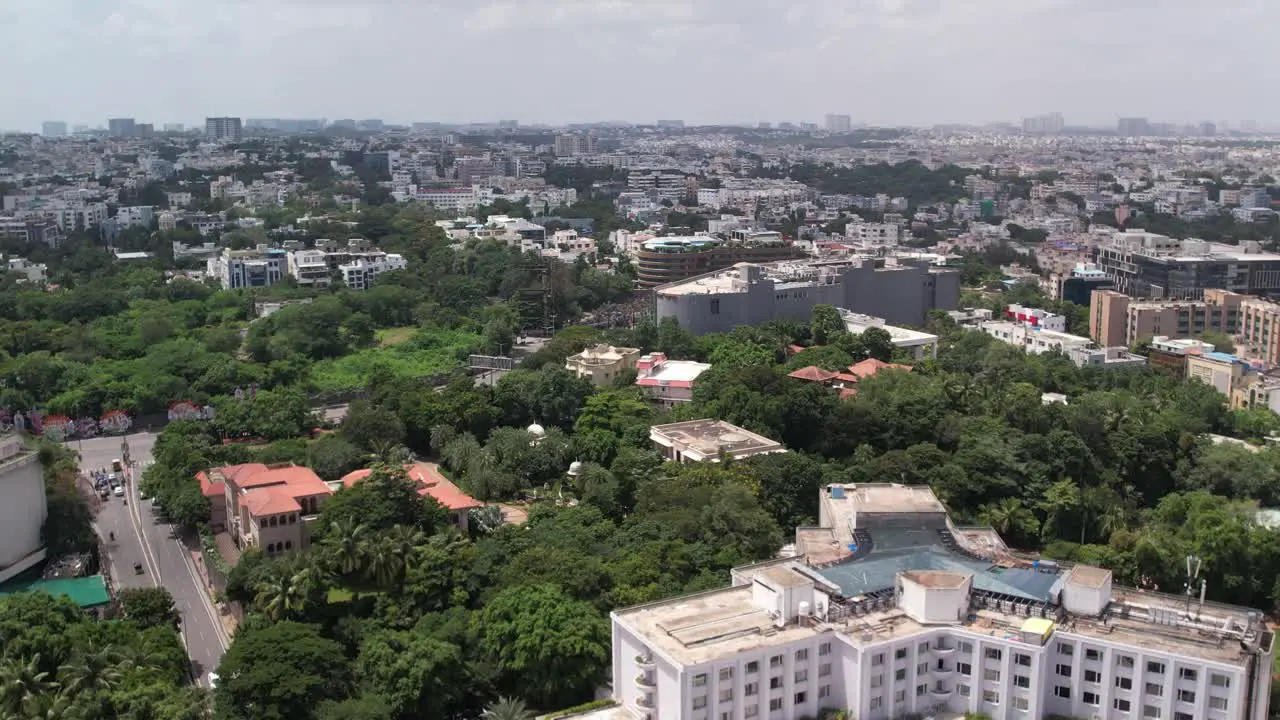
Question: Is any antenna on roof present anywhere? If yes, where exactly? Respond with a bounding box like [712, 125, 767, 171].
[1184, 554, 1202, 613]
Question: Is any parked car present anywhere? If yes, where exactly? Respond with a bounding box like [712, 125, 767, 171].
[112, 485, 124, 497]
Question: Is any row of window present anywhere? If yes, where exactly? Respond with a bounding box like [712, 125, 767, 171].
[696, 687, 831, 715]
[264, 540, 293, 553]
[691, 645, 833, 687]
[1054, 647, 1231, 688]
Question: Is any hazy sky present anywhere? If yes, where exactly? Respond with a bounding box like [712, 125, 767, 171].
[2, 0, 1276, 131]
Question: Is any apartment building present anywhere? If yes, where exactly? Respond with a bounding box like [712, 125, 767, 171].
[0, 435, 46, 584]
[204, 117, 243, 141]
[339, 253, 406, 291]
[1093, 231, 1280, 299]
[635, 353, 712, 408]
[6, 257, 48, 284]
[981, 319, 1147, 368]
[208, 246, 287, 289]
[1187, 352, 1257, 397]
[1004, 304, 1067, 332]
[554, 134, 598, 157]
[1237, 297, 1280, 367]
[1089, 289, 1242, 348]
[1147, 336, 1216, 377]
[655, 258, 960, 336]
[605, 484, 1273, 720]
[0, 218, 63, 248]
[649, 419, 786, 463]
[565, 345, 642, 387]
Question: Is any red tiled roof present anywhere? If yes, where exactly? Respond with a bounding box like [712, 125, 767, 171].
[839, 388, 859, 400]
[341, 463, 482, 512]
[788, 366, 839, 383]
[199, 463, 270, 497]
[847, 358, 912, 379]
[833, 373, 861, 384]
[243, 487, 302, 516]
[197, 471, 224, 498]
[237, 466, 329, 494]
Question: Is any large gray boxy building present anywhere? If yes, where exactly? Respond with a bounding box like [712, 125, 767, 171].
[654, 258, 960, 335]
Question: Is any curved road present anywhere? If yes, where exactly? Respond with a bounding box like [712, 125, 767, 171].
[75, 433, 230, 685]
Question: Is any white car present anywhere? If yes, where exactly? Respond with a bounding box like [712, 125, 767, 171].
[112, 485, 124, 497]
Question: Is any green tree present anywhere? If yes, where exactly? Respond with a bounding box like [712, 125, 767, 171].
[810, 304, 846, 346]
[213, 621, 350, 720]
[356, 630, 466, 720]
[308, 435, 368, 482]
[118, 588, 179, 630]
[482, 697, 535, 720]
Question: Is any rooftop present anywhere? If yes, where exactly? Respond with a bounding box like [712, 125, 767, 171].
[650, 419, 785, 459]
[0, 575, 110, 608]
[340, 462, 482, 511]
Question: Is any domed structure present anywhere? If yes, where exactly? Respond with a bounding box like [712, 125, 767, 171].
[567, 461, 583, 476]
[527, 423, 546, 438]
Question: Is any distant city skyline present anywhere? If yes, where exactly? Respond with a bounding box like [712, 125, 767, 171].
[3, 0, 1278, 131]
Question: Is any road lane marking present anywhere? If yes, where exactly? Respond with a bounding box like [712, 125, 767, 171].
[176, 537, 230, 650]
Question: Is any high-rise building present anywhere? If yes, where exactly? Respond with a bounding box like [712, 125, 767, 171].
[1199, 122, 1218, 137]
[656, 119, 685, 129]
[163, 123, 185, 132]
[1117, 117, 1150, 137]
[1088, 288, 1243, 348]
[204, 117, 243, 141]
[553, 134, 598, 157]
[40, 121, 67, 138]
[1021, 113, 1064, 134]
[824, 114, 852, 133]
[107, 118, 137, 137]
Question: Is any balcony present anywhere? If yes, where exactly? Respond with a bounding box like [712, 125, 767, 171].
[933, 665, 957, 676]
[637, 696, 654, 709]
[930, 684, 951, 697]
[636, 673, 655, 688]
[933, 641, 958, 655]
[636, 654, 655, 669]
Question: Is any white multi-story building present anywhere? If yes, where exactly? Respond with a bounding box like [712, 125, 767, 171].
[207, 247, 288, 289]
[847, 223, 901, 247]
[980, 320, 1147, 369]
[0, 434, 46, 584]
[287, 249, 332, 288]
[339, 253, 407, 291]
[606, 484, 1273, 720]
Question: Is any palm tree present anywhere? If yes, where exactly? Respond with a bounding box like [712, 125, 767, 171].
[482, 696, 535, 720]
[384, 525, 424, 580]
[362, 534, 401, 589]
[57, 645, 121, 696]
[978, 498, 1039, 541]
[0, 653, 55, 713]
[324, 518, 368, 577]
[254, 564, 308, 621]
[22, 691, 77, 720]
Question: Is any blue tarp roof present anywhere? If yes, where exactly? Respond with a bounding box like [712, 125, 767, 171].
[816, 528, 1061, 602]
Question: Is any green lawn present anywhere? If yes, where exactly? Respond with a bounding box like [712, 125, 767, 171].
[375, 326, 417, 347]
[309, 328, 481, 393]
[326, 587, 354, 603]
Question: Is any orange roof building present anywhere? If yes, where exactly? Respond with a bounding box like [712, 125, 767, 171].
[787, 366, 840, 383]
[340, 462, 482, 532]
[847, 358, 912, 380]
[202, 463, 333, 556]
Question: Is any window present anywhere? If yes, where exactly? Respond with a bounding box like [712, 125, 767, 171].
[1015, 653, 1031, 667]
[870, 697, 883, 710]
[693, 697, 707, 710]
[1118, 655, 1135, 669]
[722, 713, 731, 720]
[895, 669, 906, 681]
[720, 668, 733, 682]
[1209, 697, 1228, 711]
[693, 674, 707, 687]
[1085, 670, 1101, 683]
[745, 660, 759, 674]
[916, 684, 927, 697]
[894, 690, 906, 703]
[745, 682, 758, 697]
[916, 662, 928, 676]
[1086, 648, 1102, 661]
[770, 677, 782, 690]
[1211, 674, 1231, 688]
[794, 670, 807, 683]
[795, 649, 808, 662]
[794, 692, 806, 705]
[1084, 692, 1100, 706]
[284, 540, 292, 550]
[1055, 686, 1071, 699]
[1014, 675, 1030, 689]
[870, 674, 883, 689]
[959, 641, 974, 653]
[710, 299, 721, 315]
[746, 707, 758, 718]
[1116, 677, 1133, 690]
[983, 669, 1000, 682]
[770, 655, 783, 668]
[983, 690, 1000, 705]
[819, 663, 831, 678]
[895, 648, 908, 660]
[1056, 664, 1072, 678]
[872, 653, 885, 667]
[1147, 661, 1166, 675]
[1014, 697, 1029, 711]
[985, 648, 1003, 661]
[819, 642, 831, 656]
[1143, 705, 1161, 718]
[269, 516, 277, 527]
[1115, 699, 1132, 713]
[769, 698, 783, 712]
[1175, 714, 1193, 720]
[1179, 668, 1198, 682]
[289, 514, 297, 524]
[1057, 642, 1074, 656]
[819, 685, 830, 699]
[719, 689, 732, 702]
[959, 684, 971, 697]
[958, 662, 972, 676]
[918, 642, 931, 654]
[1145, 682, 1163, 697]
[1178, 690, 1195, 703]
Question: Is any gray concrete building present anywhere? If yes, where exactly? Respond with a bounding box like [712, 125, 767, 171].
[654, 258, 960, 335]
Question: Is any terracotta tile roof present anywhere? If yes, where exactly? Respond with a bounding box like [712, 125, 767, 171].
[197, 471, 224, 498]
[237, 465, 330, 497]
[242, 487, 302, 516]
[839, 388, 859, 400]
[833, 373, 861, 385]
[788, 365, 839, 383]
[847, 358, 912, 379]
[340, 463, 482, 512]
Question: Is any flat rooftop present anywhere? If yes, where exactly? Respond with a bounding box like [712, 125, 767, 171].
[638, 359, 711, 383]
[833, 483, 948, 515]
[650, 419, 783, 457]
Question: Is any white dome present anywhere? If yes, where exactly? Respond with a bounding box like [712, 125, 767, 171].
[567, 461, 583, 476]
[527, 423, 546, 437]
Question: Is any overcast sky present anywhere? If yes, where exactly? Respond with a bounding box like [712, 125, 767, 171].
[2, 0, 1276, 131]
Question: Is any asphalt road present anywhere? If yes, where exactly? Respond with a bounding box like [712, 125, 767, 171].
[73, 433, 230, 685]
